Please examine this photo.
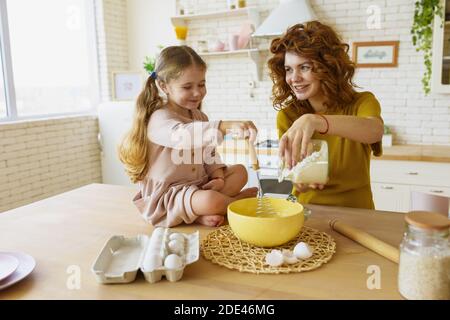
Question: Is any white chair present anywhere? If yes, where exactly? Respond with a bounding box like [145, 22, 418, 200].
[410, 191, 450, 217]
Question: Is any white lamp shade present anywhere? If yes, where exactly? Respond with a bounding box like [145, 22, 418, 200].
[253, 0, 316, 37]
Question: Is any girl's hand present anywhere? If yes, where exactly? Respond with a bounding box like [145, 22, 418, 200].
[219, 120, 258, 143]
[293, 182, 325, 193]
[202, 178, 225, 191]
[279, 114, 326, 169]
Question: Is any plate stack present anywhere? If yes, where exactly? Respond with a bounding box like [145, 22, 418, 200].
[0, 252, 36, 290]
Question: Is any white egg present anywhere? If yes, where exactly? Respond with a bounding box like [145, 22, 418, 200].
[164, 254, 183, 269]
[168, 239, 184, 254]
[148, 241, 162, 253]
[143, 254, 163, 271]
[153, 233, 164, 241]
[149, 235, 163, 249]
[282, 249, 299, 264]
[152, 227, 165, 238]
[265, 249, 284, 267]
[293, 242, 313, 260]
[169, 233, 185, 243]
[149, 234, 164, 249]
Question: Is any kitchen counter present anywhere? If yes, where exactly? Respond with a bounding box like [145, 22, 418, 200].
[217, 140, 450, 163]
[376, 144, 450, 162]
[0, 183, 405, 300]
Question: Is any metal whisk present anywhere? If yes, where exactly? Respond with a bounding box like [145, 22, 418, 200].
[247, 139, 276, 216]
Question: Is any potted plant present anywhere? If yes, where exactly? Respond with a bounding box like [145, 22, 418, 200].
[143, 55, 156, 74]
[143, 45, 164, 74]
[382, 125, 393, 147]
[411, 0, 443, 94]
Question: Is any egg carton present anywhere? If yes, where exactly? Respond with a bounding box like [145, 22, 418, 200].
[91, 227, 199, 284]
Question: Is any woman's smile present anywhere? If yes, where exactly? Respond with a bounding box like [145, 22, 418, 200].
[292, 84, 310, 94]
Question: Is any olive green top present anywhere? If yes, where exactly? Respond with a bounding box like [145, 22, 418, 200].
[277, 91, 383, 209]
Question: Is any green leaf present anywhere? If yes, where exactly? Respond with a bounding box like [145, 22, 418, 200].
[142, 45, 165, 73]
[410, 0, 443, 95]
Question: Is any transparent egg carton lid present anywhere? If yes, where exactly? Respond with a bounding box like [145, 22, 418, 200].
[91, 227, 199, 284]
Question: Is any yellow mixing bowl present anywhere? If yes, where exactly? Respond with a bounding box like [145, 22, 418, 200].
[227, 197, 304, 247]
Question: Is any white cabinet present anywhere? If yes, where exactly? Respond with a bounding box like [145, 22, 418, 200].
[409, 185, 450, 198]
[370, 160, 450, 214]
[97, 102, 138, 189]
[431, 0, 450, 93]
[371, 183, 411, 212]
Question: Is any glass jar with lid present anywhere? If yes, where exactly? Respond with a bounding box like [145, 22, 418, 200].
[398, 211, 450, 300]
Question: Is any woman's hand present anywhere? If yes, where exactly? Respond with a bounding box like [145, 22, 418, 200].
[279, 114, 326, 169]
[202, 178, 225, 191]
[219, 120, 258, 143]
[293, 182, 325, 193]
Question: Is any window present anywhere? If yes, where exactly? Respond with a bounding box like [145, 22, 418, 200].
[1, 0, 98, 119]
[0, 53, 6, 118]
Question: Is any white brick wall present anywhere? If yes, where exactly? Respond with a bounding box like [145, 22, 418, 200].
[0, 116, 102, 212]
[96, 0, 129, 101]
[176, 0, 450, 145]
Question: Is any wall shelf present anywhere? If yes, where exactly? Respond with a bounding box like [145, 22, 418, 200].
[170, 6, 263, 81]
[199, 48, 267, 80]
[199, 48, 258, 56]
[171, 7, 259, 27]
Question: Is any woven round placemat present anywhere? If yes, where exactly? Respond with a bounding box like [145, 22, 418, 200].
[201, 225, 336, 274]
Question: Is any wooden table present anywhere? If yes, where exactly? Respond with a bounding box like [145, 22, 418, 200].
[0, 183, 406, 300]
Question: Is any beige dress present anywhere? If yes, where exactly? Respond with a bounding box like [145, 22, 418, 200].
[133, 107, 226, 227]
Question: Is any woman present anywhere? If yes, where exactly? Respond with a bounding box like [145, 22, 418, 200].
[268, 21, 384, 209]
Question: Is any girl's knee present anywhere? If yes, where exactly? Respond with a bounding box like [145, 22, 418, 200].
[199, 190, 227, 212]
[231, 164, 248, 181]
[210, 192, 228, 211]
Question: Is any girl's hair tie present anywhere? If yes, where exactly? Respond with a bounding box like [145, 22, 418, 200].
[149, 71, 157, 79]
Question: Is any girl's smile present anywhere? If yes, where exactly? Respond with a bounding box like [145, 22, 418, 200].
[161, 65, 207, 114]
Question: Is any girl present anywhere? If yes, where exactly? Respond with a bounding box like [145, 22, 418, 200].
[268, 21, 384, 209]
[119, 45, 258, 227]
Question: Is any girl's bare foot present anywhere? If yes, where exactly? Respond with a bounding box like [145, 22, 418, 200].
[196, 215, 225, 227]
[233, 187, 258, 200]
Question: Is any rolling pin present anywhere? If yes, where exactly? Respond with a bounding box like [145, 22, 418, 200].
[329, 219, 400, 263]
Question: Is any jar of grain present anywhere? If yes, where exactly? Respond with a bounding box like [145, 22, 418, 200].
[398, 211, 450, 300]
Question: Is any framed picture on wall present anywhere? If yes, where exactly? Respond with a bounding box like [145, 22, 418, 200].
[352, 41, 399, 68]
[112, 71, 144, 101]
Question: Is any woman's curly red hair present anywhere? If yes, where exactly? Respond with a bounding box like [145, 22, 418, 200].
[268, 21, 357, 113]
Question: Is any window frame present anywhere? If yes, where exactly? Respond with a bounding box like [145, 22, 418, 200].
[0, 0, 100, 123]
